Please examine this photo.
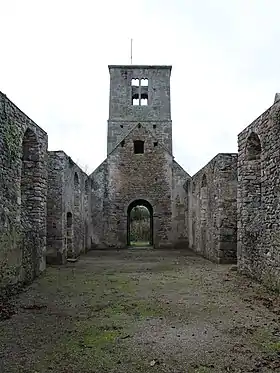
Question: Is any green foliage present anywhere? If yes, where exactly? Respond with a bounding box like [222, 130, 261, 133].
[130, 206, 150, 221]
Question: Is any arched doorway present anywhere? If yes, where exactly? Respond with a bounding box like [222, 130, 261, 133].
[127, 199, 153, 247]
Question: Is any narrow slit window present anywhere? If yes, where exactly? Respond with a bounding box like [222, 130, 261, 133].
[134, 140, 144, 154]
[121, 140, 125, 147]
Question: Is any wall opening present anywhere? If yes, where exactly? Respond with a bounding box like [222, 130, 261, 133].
[134, 140, 144, 154]
[246, 132, 261, 161]
[141, 78, 148, 86]
[245, 132, 262, 207]
[21, 128, 40, 283]
[132, 93, 140, 106]
[131, 78, 139, 86]
[140, 93, 148, 106]
[66, 212, 73, 257]
[127, 199, 153, 247]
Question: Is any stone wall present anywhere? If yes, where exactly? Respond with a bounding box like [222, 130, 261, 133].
[0, 92, 48, 295]
[89, 160, 108, 248]
[172, 160, 192, 248]
[237, 98, 280, 290]
[47, 151, 90, 263]
[107, 65, 172, 154]
[91, 123, 174, 248]
[191, 153, 237, 263]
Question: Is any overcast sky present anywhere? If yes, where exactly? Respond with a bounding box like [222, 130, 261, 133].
[1, 0, 279, 175]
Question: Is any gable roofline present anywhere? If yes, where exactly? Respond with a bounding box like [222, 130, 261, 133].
[107, 122, 174, 159]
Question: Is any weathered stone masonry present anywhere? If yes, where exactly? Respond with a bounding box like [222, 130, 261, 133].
[0, 92, 48, 293]
[90, 65, 191, 248]
[47, 151, 90, 264]
[2, 62, 280, 297]
[191, 154, 237, 263]
[238, 95, 280, 290]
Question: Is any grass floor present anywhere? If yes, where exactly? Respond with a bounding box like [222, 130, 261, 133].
[0, 249, 280, 372]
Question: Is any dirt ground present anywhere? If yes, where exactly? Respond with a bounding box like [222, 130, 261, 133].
[1, 249, 280, 373]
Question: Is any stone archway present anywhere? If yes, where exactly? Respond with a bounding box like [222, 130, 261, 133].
[127, 199, 153, 247]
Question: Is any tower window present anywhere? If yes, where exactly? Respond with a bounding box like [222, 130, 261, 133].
[154, 142, 158, 147]
[153, 124, 156, 129]
[138, 123, 141, 128]
[141, 78, 148, 87]
[121, 140, 125, 147]
[120, 124, 123, 128]
[134, 140, 144, 154]
[132, 93, 140, 105]
[131, 78, 139, 86]
[141, 93, 148, 106]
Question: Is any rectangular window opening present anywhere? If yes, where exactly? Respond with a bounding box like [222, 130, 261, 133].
[134, 140, 144, 154]
[154, 142, 158, 147]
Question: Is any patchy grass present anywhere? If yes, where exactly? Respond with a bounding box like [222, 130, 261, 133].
[1, 249, 280, 373]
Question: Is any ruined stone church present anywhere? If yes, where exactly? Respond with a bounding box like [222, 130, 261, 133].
[0, 64, 280, 295]
[89, 65, 191, 249]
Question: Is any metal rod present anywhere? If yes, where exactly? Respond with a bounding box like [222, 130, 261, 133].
[130, 38, 133, 64]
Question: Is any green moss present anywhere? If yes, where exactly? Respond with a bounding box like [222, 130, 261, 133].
[3, 119, 21, 163]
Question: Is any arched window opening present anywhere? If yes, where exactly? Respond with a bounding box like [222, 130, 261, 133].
[244, 132, 262, 210]
[141, 78, 148, 87]
[127, 199, 153, 246]
[134, 140, 144, 154]
[131, 78, 139, 86]
[246, 132, 261, 161]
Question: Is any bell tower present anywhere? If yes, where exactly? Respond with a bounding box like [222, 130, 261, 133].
[107, 65, 172, 154]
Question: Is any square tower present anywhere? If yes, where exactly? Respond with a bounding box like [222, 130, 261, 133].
[107, 65, 172, 154]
